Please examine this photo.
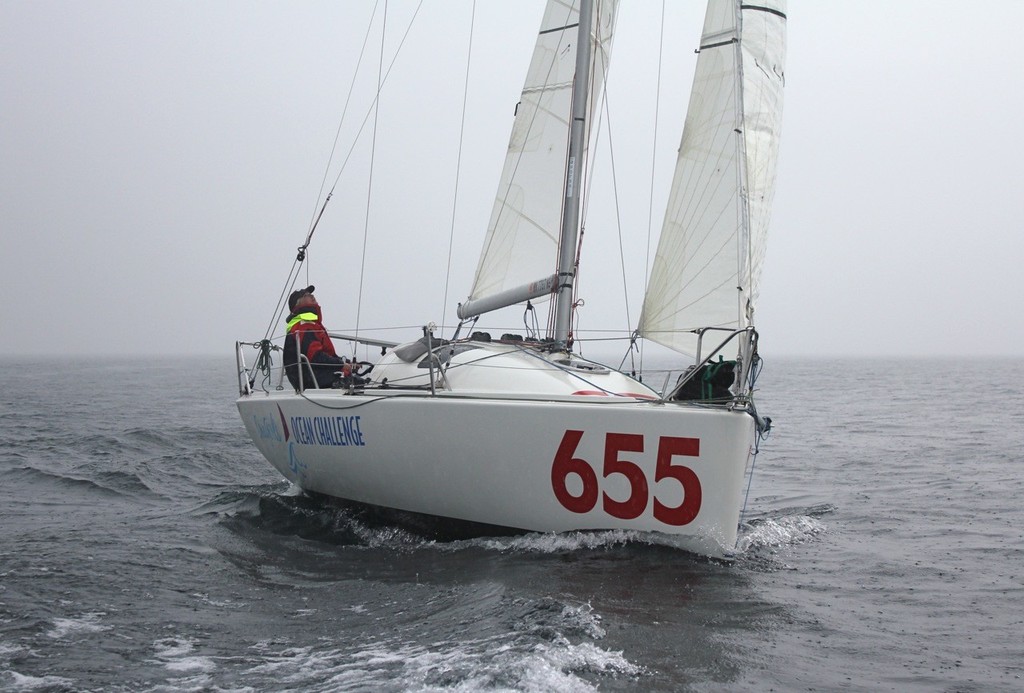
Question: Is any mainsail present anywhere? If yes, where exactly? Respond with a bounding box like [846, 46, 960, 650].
[638, 0, 786, 356]
[460, 0, 619, 321]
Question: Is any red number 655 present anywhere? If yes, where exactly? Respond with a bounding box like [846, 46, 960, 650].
[551, 430, 701, 526]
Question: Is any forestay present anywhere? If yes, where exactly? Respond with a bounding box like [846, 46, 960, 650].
[462, 0, 619, 319]
[638, 0, 786, 357]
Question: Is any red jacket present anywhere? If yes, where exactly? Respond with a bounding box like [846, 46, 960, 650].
[283, 309, 345, 389]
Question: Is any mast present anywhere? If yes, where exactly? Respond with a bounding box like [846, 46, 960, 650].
[733, 0, 752, 391]
[552, 0, 594, 345]
[734, 0, 758, 336]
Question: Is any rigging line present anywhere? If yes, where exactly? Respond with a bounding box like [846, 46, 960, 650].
[640, 0, 666, 373]
[262, 7, 384, 344]
[600, 87, 632, 339]
[301, 0, 426, 252]
[567, 0, 610, 346]
[307, 1, 382, 237]
[354, 0, 389, 347]
[262, 257, 308, 343]
[739, 406, 766, 525]
[441, 0, 477, 334]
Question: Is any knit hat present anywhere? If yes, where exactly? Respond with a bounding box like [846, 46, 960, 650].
[288, 285, 316, 312]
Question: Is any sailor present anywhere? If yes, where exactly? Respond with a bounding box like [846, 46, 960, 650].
[282, 285, 350, 390]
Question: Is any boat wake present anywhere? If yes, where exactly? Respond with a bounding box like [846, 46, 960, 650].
[147, 598, 641, 693]
[732, 503, 833, 569]
[208, 485, 831, 562]
[463, 530, 652, 554]
[201, 484, 426, 549]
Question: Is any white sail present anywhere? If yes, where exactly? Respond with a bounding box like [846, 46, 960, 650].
[465, 0, 619, 316]
[638, 0, 786, 356]
[237, 0, 787, 561]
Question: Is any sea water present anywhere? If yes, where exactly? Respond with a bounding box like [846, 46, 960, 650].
[0, 356, 1021, 691]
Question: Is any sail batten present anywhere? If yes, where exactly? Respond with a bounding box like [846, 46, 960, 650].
[637, 0, 786, 357]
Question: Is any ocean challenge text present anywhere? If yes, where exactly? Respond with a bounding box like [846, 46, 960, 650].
[290, 415, 365, 447]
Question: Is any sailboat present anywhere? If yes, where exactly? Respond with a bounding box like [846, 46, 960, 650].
[235, 0, 786, 558]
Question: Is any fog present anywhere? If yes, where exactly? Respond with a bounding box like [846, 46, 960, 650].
[2, 1, 1021, 360]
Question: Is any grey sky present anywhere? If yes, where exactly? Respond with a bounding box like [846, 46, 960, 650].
[2, 1, 1022, 359]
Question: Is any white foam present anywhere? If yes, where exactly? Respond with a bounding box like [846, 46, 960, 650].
[517, 638, 640, 692]
[735, 514, 826, 552]
[1, 671, 76, 691]
[153, 637, 195, 659]
[151, 637, 216, 675]
[468, 529, 646, 553]
[280, 482, 305, 497]
[440, 527, 732, 557]
[245, 645, 339, 681]
[0, 642, 24, 658]
[241, 621, 641, 691]
[164, 657, 216, 674]
[190, 592, 245, 609]
[556, 602, 606, 640]
[45, 612, 110, 639]
[352, 522, 425, 549]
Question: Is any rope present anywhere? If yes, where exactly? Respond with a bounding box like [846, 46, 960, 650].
[306, 1, 383, 241]
[255, 339, 274, 376]
[738, 354, 770, 528]
[441, 1, 477, 333]
[639, 1, 667, 376]
[353, 1, 389, 345]
[739, 406, 771, 527]
[304, 0, 425, 246]
[238, 339, 282, 393]
[522, 301, 541, 341]
[261, 259, 302, 342]
[264, 1, 426, 353]
[569, 2, 613, 350]
[600, 93, 633, 351]
[258, 3, 390, 344]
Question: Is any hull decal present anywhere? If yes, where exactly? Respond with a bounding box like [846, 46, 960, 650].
[290, 414, 366, 447]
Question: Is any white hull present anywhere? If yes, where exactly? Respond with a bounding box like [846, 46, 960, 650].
[234, 0, 786, 559]
[237, 355, 755, 558]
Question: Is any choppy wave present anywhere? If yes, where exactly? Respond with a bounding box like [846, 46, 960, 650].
[11, 464, 163, 502]
[151, 637, 217, 675]
[45, 613, 111, 640]
[143, 599, 639, 693]
[5, 357, 1024, 691]
[236, 634, 637, 692]
[0, 671, 77, 692]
